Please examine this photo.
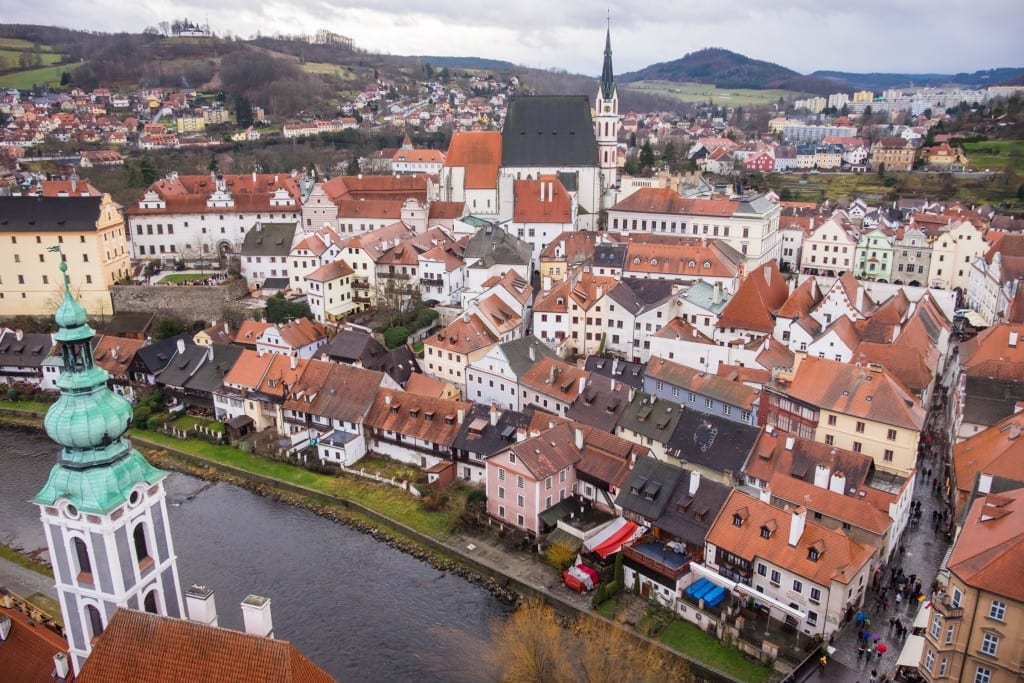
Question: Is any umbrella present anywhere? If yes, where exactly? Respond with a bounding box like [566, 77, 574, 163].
[855, 611, 866, 623]
[876, 643, 888, 654]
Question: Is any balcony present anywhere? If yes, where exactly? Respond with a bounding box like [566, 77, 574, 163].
[352, 279, 370, 290]
[420, 276, 444, 287]
[622, 541, 690, 582]
[932, 599, 963, 620]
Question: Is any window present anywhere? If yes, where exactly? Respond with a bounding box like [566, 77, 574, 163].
[806, 610, 817, 626]
[887, 428, 897, 441]
[855, 421, 865, 433]
[545, 476, 552, 491]
[72, 537, 92, 580]
[792, 580, 802, 593]
[498, 468, 505, 481]
[517, 495, 525, 507]
[498, 486, 505, 499]
[705, 398, 714, 409]
[757, 563, 767, 577]
[938, 657, 948, 677]
[980, 633, 999, 656]
[656, 380, 664, 391]
[827, 414, 837, 426]
[86, 604, 104, 640]
[509, 452, 516, 463]
[133, 524, 151, 567]
[945, 624, 954, 644]
[688, 393, 695, 403]
[923, 649, 934, 672]
[825, 434, 834, 446]
[884, 449, 894, 462]
[930, 615, 942, 638]
[809, 587, 821, 603]
[770, 569, 781, 585]
[498, 505, 505, 518]
[144, 590, 159, 614]
[852, 441, 862, 453]
[723, 405, 731, 416]
[517, 476, 524, 489]
[974, 667, 991, 683]
[951, 586, 962, 608]
[988, 600, 1006, 621]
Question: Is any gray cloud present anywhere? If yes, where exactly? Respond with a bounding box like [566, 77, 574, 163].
[7, 1, 1023, 77]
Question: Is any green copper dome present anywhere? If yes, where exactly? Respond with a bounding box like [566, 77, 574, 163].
[34, 256, 168, 515]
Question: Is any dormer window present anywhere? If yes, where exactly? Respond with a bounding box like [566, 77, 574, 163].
[760, 520, 777, 539]
[733, 514, 744, 527]
[808, 548, 819, 561]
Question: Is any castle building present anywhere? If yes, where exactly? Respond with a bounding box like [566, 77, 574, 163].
[32, 258, 185, 675]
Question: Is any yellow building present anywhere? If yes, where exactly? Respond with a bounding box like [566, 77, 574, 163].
[853, 90, 874, 103]
[0, 194, 130, 317]
[175, 115, 206, 133]
[918, 487, 1024, 683]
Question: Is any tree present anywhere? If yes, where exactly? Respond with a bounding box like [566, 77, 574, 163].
[346, 156, 360, 175]
[264, 293, 312, 324]
[235, 95, 254, 129]
[490, 599, 572, 683]
[639, 141, 655, 171]
[153, 317, 184, 340]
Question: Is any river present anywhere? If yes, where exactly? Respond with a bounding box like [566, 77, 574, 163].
[0, 427, 512, 681]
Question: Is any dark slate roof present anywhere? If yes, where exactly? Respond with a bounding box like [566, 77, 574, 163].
[593, 243, 628, 269]
[617, 393, 682, 444]
[184, 344, 243, 395]
[320, 328, 385, 366]
[451, 404, 532, 457]
[463, 224, 531, 268]
[155, 344, 209, 388]
[386, 345, 420, 386]
[656, 469, 732, 547]
[499, 335, 557, 377]
[0, 196, 101, 232]
[566, 375, 632, 431]
[962, 375, 1024, 427]
[585, 355, 646, 388]
[607, 277, 674, 315]
[616, 457, 684, 522]
[134, 333, 191, 374]
[239, 222, 296, 257]
[666, 407, 758, 478]
[501, 96, 599, 168]
[0, 331, 55, 370]
[261, 277, 290, 290]
[101, 311, 155, 337]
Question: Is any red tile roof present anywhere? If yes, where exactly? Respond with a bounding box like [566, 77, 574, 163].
[444, 131, 502, 189]
[76, 609, 331, 683]
[953, 411, 1024, 503]
[959, 323, 1024, 381]
[646, 356, 759, 410]
[717, 261, 789, 333]
[0, 605, 73, 683]
[513, 176, 572, 224]
[611, 187, 740, 217]
[947, 487, 1024, 603]
[364, 388, 472, 446]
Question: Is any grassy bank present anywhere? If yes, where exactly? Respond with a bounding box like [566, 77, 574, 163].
[660, 620, 775, 683]
[0, 542, 53, 578]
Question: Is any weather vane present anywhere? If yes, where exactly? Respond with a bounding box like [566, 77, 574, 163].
[47, 245, 70, 291]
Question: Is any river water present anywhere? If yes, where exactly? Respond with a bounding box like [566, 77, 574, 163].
[0, 427, 511, 681]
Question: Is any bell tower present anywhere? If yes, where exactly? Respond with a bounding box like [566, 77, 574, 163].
[33, 254, 184, 675]
[594, 15, 620, 192]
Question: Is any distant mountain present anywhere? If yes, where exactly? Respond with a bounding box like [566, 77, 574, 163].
[811, 68, 1024, 92]
[618, 47, 839, 95]
[411, 56, 517, 71]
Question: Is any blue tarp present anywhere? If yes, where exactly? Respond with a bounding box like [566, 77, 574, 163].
[684, 578, 708, 597]
[691, 578, 715, 600]
[704, 586, 726, 608]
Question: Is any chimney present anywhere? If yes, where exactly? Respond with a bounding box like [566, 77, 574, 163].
[549, 365, 557, 384]
[52, 653, 70, 680]
[578, 376, 586, 395]
[457, 407, 465, 424]
[290, 354, 297, 370]
[814, 464, 830, 489]
[490, 403, 499, 426]
[829, 471, 846, 495]
[712, 282, 722, 305]
[15, 329, 23, 341]
[385, 393, 392, 406]
[240, 595, 274, 638]
[978, 473, 993, 494]
[176, 337, 186, 355]
[516, 427, 528, 442]
[574, 426, 584, 450]
[529, 341, 536, 362]
[1010, 331, 1019, 348]
[111, 347, 118, 360]
[70, 178, 77, 193]
[542, 275, 552, 292]
[539, 181, 545, 202]
[628, 387, 636, 403]
[185, 585, 218, 627]
[208, 345, 214, 361]
[223, 320, 230, 334]
[759, 485, 771, 503]
[855, 286, 864, 311]
[763, 264, 771, 286]
[689, 470, 701, 496]
[612, 357, 619, 375]
[463, 311, 470, 323]
[788, 506, 806, 547]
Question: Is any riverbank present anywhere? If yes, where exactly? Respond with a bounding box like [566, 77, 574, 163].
[0, 409, 762, 682]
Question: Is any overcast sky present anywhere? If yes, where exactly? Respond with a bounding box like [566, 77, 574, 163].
[10, 1, 1024, 77]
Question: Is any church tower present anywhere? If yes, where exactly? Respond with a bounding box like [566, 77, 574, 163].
[33, 256, 184, 675]
[594, 18, 620, 192]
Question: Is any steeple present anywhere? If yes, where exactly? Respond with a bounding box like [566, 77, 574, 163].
[34, 253, 184, 675]
[600, 15, 615, 100]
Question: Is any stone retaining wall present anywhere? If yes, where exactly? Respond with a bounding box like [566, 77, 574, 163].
[109, 279, 252, 322]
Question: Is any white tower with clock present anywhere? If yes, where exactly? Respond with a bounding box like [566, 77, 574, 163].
[594, 18, 620, 194]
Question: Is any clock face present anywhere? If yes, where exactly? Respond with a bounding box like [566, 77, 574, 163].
[603, 104, 611, 112]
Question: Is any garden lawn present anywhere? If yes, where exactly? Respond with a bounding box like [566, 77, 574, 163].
[659, 620, 775, 683]
[158, 273, 211, 284]
[131, 430, 460, 538]
[0, 400, 52, 414]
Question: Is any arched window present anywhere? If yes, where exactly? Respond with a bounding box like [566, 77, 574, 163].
[144, 589, 159, 614]
[72, 537, 92, 581]
[85, 604, 103, 640]
[133, 524, 152, 567]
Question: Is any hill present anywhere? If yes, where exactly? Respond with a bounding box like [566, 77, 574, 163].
[811, 67, 1024, 92]
[619, 47, 840, 95]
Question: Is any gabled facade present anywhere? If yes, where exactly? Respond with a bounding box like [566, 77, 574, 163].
[799, 212, 859, 277]
[507, 175, 575, 268]
[853, 227, 894, 282]
[644, 356, 760, 425]
[927, 219, 989, 291]
[465, 336, 555, 410]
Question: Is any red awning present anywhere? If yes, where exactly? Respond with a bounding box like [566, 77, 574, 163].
[592, 520, 639, 559]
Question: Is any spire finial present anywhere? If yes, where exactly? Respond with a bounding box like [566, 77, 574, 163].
[48, 245, 71, 292]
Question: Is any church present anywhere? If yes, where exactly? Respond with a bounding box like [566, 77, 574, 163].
[498, 23, 621, 228]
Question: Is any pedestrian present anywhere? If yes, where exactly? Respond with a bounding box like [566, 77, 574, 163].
[819, 654, 828, 670]
[896, 592, 902, 608]
[870, 670, 878, 683]
[882, 596, 889, 611]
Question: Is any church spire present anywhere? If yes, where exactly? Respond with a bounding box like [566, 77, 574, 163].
[600, 14, 615, 100]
